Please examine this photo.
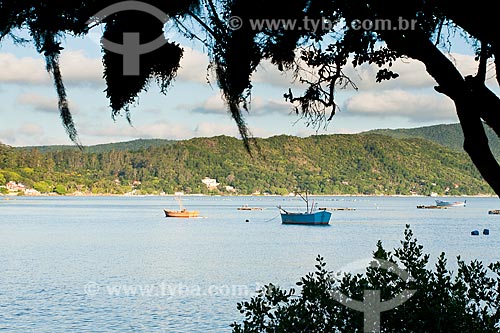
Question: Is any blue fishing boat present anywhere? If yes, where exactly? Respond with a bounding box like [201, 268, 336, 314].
[279, 209, 332, 225]
[278, 191, 331, 225]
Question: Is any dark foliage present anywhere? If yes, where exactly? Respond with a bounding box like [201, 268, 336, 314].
[231, 225, 500, 332]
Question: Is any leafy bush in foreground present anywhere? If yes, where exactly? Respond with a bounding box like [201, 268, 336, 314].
[231, 226, 500, 332]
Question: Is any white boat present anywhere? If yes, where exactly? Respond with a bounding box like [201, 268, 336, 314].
[435, 199, 466, 207]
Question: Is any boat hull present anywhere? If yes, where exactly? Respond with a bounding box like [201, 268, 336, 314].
[280, 211, 332, 225]
[435, 200, 466, 207]
[164, 209, 199, 218]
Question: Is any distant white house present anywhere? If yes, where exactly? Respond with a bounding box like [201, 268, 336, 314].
[202, 177, 219, 189]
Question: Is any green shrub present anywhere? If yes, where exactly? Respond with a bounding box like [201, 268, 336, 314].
[54, 184, 67, 195]
[231, 225, 500, 332]
[33, 181, 52, 193]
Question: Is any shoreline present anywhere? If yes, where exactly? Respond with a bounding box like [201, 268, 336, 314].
[1, 193, 497, 198]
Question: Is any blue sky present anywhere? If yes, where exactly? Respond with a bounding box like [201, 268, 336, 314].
[0, 26, 490, 147]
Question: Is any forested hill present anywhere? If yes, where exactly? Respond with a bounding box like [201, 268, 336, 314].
[19, 138, 176, 153]
[364, 123, 500, 156]
[0, 134, 493, 196]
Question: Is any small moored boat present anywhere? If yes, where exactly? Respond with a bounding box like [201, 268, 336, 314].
[164, 195, 199, 218]
[278, 191, 331, 225]
[417, 205, 447, 209]
[164, 209, 199, 218]
[237, 205, 263, 211]
[279, 209, 332, 225]
[435, 199, 466, 207]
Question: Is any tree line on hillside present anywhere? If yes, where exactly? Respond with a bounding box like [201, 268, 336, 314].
[0, 135, 494, 196]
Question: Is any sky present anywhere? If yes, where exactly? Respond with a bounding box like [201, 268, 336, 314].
[0, 23, 494, 147]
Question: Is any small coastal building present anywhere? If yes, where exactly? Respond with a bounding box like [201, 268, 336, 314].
[24, 188, 41, 196]
[225, 185, 237, 193]
[202, 177, 219, 189]
[6, 181, 26, 192]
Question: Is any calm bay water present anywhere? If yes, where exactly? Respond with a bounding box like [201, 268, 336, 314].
[1, 195, 500, 332]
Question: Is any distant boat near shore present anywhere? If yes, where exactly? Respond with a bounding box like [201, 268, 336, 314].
[417, 205, 447, 209]
[417, 199, 467, 209]
[435, 199, 466, 207]
[318, 207, 355, 211]
[237, 205, 263, 211]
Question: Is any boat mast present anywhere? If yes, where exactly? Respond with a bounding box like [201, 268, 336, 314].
[296, 190, 309, 213]
[174, 195, 184, 211]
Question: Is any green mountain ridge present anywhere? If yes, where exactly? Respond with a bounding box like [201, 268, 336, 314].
[18, 138, 176, 153]
[363, 123, 500, 157]
[0, 129, 493, 196]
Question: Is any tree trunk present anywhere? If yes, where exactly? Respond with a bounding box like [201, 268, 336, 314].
[453, 94, 500, 195]
[383, 31, 500, 196]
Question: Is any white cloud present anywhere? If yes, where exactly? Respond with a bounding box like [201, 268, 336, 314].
[251, 52, 496, 95]
[0, 123, 65, 146]
[0, 53, 48, 84]
[79, 118, 275, 142]
[186, 93, 293, 116]
[0, 129, 17, 145]
[16, 93, 80, 114]
[250, 96, 293, 116]
[17, 93, 59, 113]
[82, 121, 193, 140]
[193, 122, 239, 137]
[346, 53, 496, 91]
[189, 93, 226, 114]
[0, 51, 103, 86]
[59, 50, 103, 85]
[177, 47, 211, 84]
[332, 127, 361, 134]
[193, 121, 277, 139]
[343, 89, 456, 122]
[253, 60, 298, 88]
[446, 53, 480, 77]
[18, 123, 44, 137]
[344, 58, 434, 90]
